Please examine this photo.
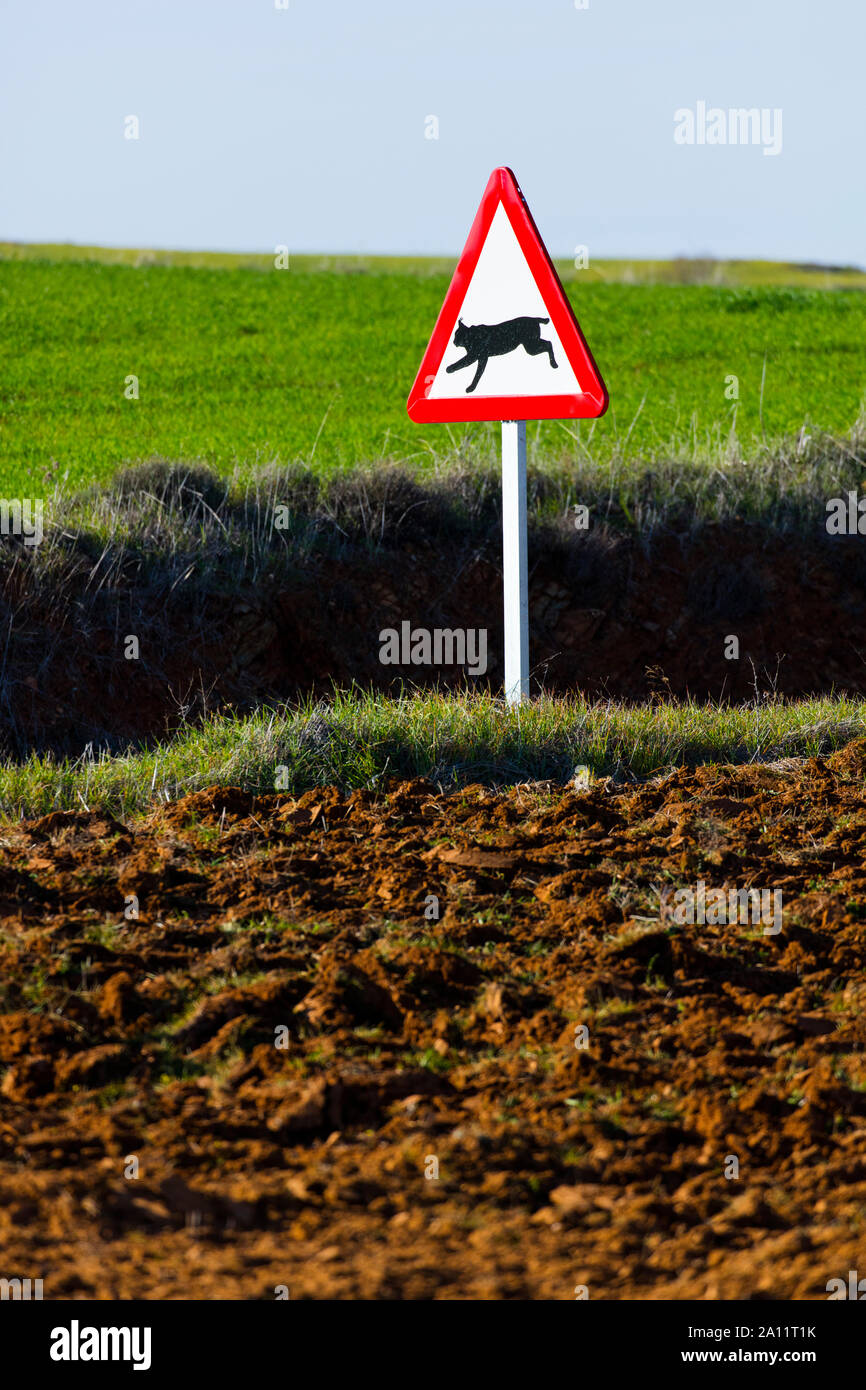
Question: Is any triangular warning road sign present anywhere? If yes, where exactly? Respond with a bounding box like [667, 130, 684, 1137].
[407, 167, 608, 423]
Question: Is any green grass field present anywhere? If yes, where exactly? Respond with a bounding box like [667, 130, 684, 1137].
[2, 244, 865, 496]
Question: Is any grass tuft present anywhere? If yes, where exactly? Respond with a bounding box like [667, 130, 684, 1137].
[1, 690, 863, 821]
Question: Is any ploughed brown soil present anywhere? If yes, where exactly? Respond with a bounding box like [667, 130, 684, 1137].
[6, 516, 866, 755]
[2, 744, 866, 1299]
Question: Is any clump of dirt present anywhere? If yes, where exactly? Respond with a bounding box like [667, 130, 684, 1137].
[1, 746, 865, 1298]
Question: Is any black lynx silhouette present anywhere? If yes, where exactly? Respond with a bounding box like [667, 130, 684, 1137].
[446, 315, 558, 392]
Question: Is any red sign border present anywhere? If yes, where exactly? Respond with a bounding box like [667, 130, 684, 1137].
[406, 167, 608, 423]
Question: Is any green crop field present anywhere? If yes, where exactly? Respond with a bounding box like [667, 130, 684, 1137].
[1, 244, 865, 496]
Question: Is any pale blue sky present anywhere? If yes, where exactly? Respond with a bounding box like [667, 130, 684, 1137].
[1, 0, 862, 263]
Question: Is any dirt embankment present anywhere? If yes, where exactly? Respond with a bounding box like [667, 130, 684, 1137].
[4, 514, 866, 755]
[1, 742, 865, 1297]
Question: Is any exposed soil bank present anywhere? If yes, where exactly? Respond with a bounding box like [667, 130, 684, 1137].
[5, 516, 866, 755]
[1, 743, 864, 1297]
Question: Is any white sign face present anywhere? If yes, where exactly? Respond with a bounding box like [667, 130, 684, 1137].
[426, 203, 584, 402]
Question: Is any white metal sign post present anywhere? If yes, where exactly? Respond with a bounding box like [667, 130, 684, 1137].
[501, 420, 529, 704]
[407, 167, 608, 704]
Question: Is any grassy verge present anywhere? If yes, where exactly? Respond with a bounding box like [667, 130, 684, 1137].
[2, 691, 863, 821]
[12, 416, 866, 595]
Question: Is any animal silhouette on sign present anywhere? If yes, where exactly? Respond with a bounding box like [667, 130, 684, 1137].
[446, 315, 558, 393]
